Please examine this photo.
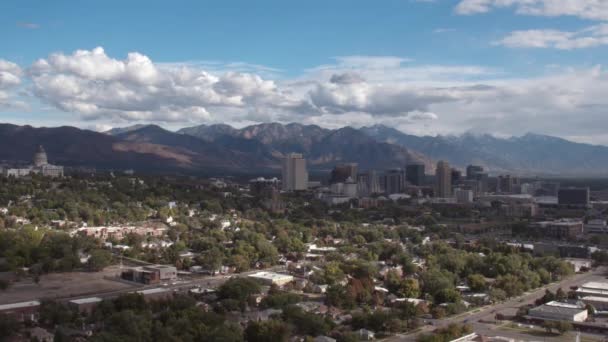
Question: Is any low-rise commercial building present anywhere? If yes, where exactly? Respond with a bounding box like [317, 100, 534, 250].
[449, 333, 479, 342]
[121, 265, 177, 285]
[533, 243, 593, 258]
[76, 223, 167, 241]
[529, 219, 583, 239]
[576, 281, 608, 298]
[69, 297, 102, 315]
[248, 272, 294, 286]
[0, 301, 40, 322]
[136, 288, 173, 301]
[581, 296, 608, 311]
[558, 187, 590, 206]
[564, 258, 592, 272]
[584, 219, 608, 234]
[528, 301, 588, 322]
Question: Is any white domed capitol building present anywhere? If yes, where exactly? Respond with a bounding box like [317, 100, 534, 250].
[2, 145, 64, 177]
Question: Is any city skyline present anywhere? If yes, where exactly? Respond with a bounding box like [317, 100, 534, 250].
[2, 1, 608, 144]
[2, 3, 608, 341]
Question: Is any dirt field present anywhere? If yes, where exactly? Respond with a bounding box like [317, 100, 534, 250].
[0, 266, 138, 304]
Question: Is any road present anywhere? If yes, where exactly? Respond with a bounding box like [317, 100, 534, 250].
[62, 265, 287, 303]
[389, 266, 608, 341]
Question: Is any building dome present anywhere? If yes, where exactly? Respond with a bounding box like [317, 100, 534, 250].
[33, 145, 48, 167]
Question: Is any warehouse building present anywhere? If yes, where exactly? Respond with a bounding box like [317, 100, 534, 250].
[576, 281, 608, 298]
[581, 296, 608, 311]
[528, 301, 588, 322]
[0, 301, 40, 322]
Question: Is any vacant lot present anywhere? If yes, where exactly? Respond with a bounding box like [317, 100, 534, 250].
[0, 266, 137, 304]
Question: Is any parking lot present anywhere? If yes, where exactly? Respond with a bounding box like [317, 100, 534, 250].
[0, 266, 137, 304]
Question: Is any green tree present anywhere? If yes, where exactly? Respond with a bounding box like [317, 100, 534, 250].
[323, 262, 346, 285]
[434, 288, 461, 304]
[282, 305, 332, 336]
[218, 277, 261, 304]
[326, 284, 355, 309]
[494, 274, 524, 297]
[199, 247, 224, 273]
[467, 274, 487, 292]
[420, 268, 455, 299]
[88, 249, 113, 271]
[207, 322, 243, 342]
[0, 314, 19, 338]
[555, 288, 567, 301]
[431, 306, 447, 319]
[245, 320, 291, 342]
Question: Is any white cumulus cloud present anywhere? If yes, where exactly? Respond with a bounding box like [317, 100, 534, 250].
[28, 47, 308, 123]
[456, 0, 608, 21]
[2, 48, 608, 144]
[0, 59, 22, 89]
[496, 24, 608, 49]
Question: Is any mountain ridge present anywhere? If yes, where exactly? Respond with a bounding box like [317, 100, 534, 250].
[359, 124, 608, 175]
[1, 122, 424, 174]
[176, 122, 427, 170]
[4, 122, 608, 176]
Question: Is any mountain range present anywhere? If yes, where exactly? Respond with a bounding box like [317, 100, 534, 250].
[0, 122, 423, 175]
[2, 122, 608, 176]
[359, 125, 608, 176]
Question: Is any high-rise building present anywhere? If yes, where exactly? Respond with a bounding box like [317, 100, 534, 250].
[406, 163, 425, 186]
[435, 161, 452, 198]
[558, 187, 590, 206]
[357, 171, 382, 196]
[383, 169, 405, 194]
[451, 168, 462, 185]
[329, 163, 358, 184]
[466, 165, 484, 180]
[455, 189, 474, 204]
[281, 153, 308, 191]
[498, 175, 519, 194]
[249, 177, 280, 197]
[540, 182, 560, 196]
[464, 165, 488, 194]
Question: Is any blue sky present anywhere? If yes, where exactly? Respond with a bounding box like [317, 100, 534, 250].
[1, 0, 608, 144]
[1, 0, 603, 72]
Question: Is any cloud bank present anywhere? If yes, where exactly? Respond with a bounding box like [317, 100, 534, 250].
[457, 0, 608, 51]
[456, 0, 608, 21]
[1, 46, 608, 143]
[496, 24, 608, 49]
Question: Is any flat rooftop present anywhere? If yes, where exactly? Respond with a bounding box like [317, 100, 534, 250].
[143, 265, 176, 270]
[136, 288, 169, 295]
[576, 288, 608, 297]
[69, 297, 103, 305]
[530, 304, 586, 316]
[0, 300, 41, 311]
[580, 281, 608, 291]
[248, 272, 293, 280]
[581, 296, 608, 303]
[545, 301, 583, 309]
